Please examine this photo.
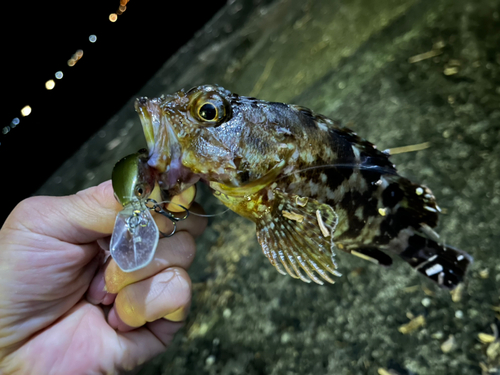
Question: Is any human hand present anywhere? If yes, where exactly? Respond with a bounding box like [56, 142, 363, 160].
[0, 181, 206, 374]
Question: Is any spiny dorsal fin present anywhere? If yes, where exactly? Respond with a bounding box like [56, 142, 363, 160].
[256, 190, 342, 285]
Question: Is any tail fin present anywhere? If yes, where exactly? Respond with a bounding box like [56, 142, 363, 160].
[399, 234, 473, 289]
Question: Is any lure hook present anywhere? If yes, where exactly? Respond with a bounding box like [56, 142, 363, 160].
[145, 198, 190, 237]
[162, 221, 177, 238]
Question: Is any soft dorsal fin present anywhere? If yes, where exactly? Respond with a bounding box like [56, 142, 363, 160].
[256, 190, 342, 285]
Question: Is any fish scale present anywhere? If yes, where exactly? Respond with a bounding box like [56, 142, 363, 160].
[133, 84, 472, 289]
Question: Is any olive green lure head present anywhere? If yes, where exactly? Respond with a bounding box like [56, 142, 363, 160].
[112, 149, 157, 206]
[110, 149, 159, 273]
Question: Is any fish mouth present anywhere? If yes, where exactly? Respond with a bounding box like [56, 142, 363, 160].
[135, 96, 199, 193]
[135, 97, 172, 173]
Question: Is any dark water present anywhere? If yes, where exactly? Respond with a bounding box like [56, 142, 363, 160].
[37, 0, 500, 374]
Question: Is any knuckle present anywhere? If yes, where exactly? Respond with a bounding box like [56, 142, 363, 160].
[168, 268, 192, 305]
[143, 268, 192, 322]
[164, 268, 192, 309]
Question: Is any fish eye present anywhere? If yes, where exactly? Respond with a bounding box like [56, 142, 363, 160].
[190, 92, 230, 126]
[198, 102, 217, 121]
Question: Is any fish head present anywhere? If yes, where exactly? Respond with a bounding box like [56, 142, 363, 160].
[135, 85, 295, 195]
[111, 149, 157, 206]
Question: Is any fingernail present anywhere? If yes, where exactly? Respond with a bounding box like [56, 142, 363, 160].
[86, 295, 100, 305]
[86, 268, 107, 305]
[108, 306, 136, 332]
[97, 237, 110, 251]
[102, 293, 116, 305]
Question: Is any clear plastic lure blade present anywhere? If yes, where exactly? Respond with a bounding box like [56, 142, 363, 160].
[110, 203, 159, 272]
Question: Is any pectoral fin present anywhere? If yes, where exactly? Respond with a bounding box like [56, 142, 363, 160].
[256, 190, 342, 285]
[210, 160, 286, 197]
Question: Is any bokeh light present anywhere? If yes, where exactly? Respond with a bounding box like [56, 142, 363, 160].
[4, 0, 134, 145]
[45, 80, 55, 90]
[21, 106, 32, 117]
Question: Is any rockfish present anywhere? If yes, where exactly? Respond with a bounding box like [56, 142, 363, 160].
[132, 85, 472, 289]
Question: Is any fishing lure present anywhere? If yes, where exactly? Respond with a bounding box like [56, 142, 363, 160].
[109, 150, 192, 272]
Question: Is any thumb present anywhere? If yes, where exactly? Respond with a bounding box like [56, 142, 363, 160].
[4, 180, 122, 244]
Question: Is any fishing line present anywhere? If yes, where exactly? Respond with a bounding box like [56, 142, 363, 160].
[276, 162, 398, 182]
[189, 208, 232, 218]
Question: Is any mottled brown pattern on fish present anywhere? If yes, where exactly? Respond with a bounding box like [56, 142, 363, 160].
[136, 84, 472, 289]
